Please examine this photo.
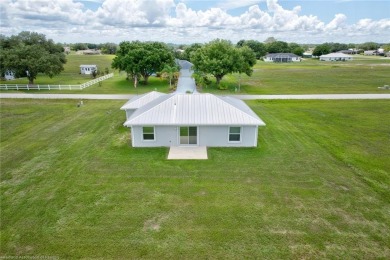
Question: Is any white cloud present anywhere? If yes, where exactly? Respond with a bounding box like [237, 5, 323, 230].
[325, 13, 347, 30]
[95, 0, 175, 27]
[8, 0, 87, 25]
[0, 0, 389, 43]
[217, 0, 264, 10]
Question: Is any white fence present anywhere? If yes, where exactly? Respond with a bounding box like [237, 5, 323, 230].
[0, 73, 114, 91]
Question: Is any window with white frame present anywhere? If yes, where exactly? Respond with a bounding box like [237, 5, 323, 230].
[229, 127, 241, 142]
[143, 126, 155, 141]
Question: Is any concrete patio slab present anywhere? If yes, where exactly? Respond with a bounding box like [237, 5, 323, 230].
[168, 146, 208, 160]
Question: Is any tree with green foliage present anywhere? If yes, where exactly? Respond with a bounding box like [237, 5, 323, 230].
[72, 43, 88, 51]
[191, 39, 237, 86]
[382, 44, 390, 52]
[266, 41, 290, 53]
[330, 43, 348, 52]
[359, 42, 380, 51]
[237, 40, 267, 59]
[289, 43, 304, 56]
[0, 31, 66, 84]
[234, 46, 257, 91]
[160, 64, 179, 88]
[313, 43, 331, 57]
[100, 43, 117, 54]
[112, 41, 175, 87]
[182, 43, 203, 61]
[191, 39, 257, 87]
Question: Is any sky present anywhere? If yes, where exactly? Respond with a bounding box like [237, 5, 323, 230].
[0, 0, 389, 44]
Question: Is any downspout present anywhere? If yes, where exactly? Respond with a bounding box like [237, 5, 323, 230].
[131, 126, 135, 147]
[254, 126, 258, 147]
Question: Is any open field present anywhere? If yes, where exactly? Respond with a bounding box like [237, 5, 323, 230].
[2, 55, 389, 94]
[222, 56, 390, 94]
[1, 99, 389, 258]
[2, 54, 116, 86]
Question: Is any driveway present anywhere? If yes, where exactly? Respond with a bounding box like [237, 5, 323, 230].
[175, 60, 197, 93]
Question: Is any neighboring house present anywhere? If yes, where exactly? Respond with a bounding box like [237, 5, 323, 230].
[264, 53, 301, 62]
[76, 49, 101, 55]
[64, 47, 71, 54]
[120, 91, 167, 120]
[364, 50, 379, 56]
[122, 93, 266, 147]
[80, 65, 97, 75]
[83, 49, 101, 55]
[302, 52, 313, 58]
[4, 70, 15, 80]
[320, 53, 353, 61]
[338, 50, 356, 55]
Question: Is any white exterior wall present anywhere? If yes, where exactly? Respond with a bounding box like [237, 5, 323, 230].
[132, 126, 178, 147]
[198, 126, 258, 147]
[264, 56, 300, 62]
[320, 56, 353, 61]
[4, 71, 15, 80]
[80, 65, 97, 74]
[131, 125, 259, 147]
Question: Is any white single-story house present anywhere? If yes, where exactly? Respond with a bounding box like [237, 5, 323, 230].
[364, 50, 379, 56]
[64, 47, 71, 54]
[264, 53, 301, 62]
[4, 70, 15, 80]
[120, 91, 167, 120]
[80, 65, 97, 74]
[320, 53, 353, 61]
[122, 93, 266, 147]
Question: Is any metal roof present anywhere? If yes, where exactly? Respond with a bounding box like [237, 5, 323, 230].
[120, 91, 167, 110]
[265, 53, 299, 58]
[79, 65, 97, 67]
[320, 53, 353, 58]
[123, 93, 265, 126]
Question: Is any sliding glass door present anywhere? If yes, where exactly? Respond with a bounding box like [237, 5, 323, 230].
[179, 126, 197, 145]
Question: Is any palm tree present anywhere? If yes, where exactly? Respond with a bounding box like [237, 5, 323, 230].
[160, 65, 179, 88]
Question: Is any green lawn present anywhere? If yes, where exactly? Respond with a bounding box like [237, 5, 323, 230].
[222, 56, 390, 94]
[1, 99, 389, 259]
[2, 54, 116, 86]
[2, 55, 390, 95]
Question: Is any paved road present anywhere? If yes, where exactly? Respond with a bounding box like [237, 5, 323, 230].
[1, 93, 390, 100]
[175, 60, 197, 94]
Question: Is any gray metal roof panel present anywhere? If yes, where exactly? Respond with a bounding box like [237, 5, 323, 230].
[124, 93, 265, 126]
[120, 91, 167, 110]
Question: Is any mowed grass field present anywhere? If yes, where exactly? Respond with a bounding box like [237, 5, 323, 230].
[223, 56, 390, 94]
[2, 54, 390, 94]
[3, 54, 115, 86]
[1, 99, 389, 258]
